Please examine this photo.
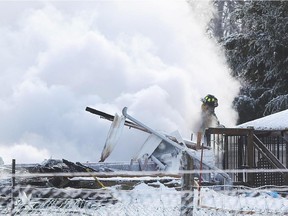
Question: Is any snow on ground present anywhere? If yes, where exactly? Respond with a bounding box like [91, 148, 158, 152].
[194, 187, 288, 216]
[98, 182, 180, 216]
[8, 184, 286, 216]
[1, 164, 288, 215]
[1, 175, 288, 215]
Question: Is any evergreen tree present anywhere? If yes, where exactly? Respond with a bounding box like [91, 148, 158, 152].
[209, 0, 244, 40]
[212, 1, 288, 123]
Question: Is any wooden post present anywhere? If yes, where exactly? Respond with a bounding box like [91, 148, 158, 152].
[11, 159, 15, 215]
[247, 129, 254, 184]
[196, 132, 202, 149]
[286, 138, 288, 169]
[286, 137, 288, 184]
[181, 151, 194, 215]
[238, 137, 244, 182]
[223, 135, 229, 169]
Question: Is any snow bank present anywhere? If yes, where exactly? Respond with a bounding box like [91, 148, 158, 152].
[194, 187, 288, 216]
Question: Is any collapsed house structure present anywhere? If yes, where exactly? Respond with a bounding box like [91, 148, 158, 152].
[85, 106, 232, 186]
[2, 106, 287, 189]
[1, 107, 288, 215]
[86, 106, 288, 188]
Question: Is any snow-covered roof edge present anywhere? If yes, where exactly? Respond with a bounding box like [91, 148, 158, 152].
[236, 109, 288, 131]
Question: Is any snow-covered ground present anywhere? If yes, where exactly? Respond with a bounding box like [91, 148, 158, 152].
[194, 187, 288, 216]
[1, 173, 287, 216]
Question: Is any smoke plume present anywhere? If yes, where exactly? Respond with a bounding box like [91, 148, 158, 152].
[0, 1, 240, 164]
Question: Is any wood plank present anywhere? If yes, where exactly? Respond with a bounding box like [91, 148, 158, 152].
[85, 106, 149, 133]
[206, 127, 254, 136]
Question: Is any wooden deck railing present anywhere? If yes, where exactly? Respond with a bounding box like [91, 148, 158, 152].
[205, 127, 288, 186]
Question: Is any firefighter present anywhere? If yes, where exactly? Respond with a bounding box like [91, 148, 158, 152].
[197, 94, 220, 148]
[200, 94, 220, 128]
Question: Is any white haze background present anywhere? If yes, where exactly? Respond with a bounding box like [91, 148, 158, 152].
[0, 1, 240, 164]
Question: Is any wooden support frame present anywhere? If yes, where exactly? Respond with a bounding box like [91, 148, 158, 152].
[205, 127, 288, 186]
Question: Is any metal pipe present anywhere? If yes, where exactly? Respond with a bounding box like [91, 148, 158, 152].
[150, 155, 167, 170]
[122, 107, 185, 151]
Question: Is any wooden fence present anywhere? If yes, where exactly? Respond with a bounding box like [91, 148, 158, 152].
[205, 128, 288, 187]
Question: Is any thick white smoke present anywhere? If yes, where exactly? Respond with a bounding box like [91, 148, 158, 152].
[0, 1, 240, 164]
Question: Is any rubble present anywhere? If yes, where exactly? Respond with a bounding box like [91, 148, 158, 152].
[0, 106, 232, 201]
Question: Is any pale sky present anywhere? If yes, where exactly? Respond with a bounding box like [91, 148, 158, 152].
[0, 0, 240, 164]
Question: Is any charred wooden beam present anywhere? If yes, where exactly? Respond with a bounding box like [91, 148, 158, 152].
[85, 106, 150, 133]
[206, 127, 254, 136]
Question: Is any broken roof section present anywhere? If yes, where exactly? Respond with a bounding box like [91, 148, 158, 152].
[237, 109, 288, 131]
[86, 106, 232, 186]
